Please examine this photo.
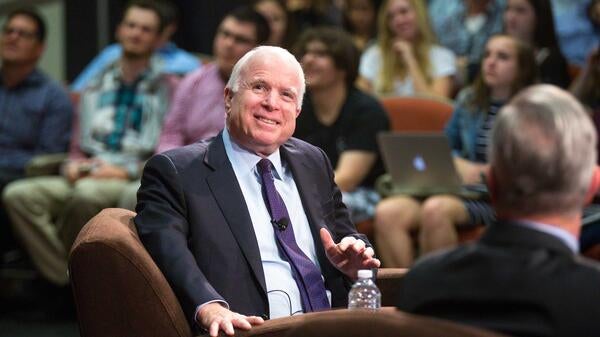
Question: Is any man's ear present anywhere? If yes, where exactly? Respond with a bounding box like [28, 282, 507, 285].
[585, 166, 600, 204]
[224, 87, 232, 114]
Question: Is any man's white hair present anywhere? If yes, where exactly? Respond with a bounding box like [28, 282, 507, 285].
[225, 45, 306, 107]
[489, 84, 597, 216]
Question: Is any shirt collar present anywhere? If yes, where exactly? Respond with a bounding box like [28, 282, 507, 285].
[222, 127, 284, 180]
[514, 219, 579, 253]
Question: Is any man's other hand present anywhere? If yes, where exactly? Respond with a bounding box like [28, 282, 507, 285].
[320, 228, 381, 280]
[197, 303, 264, 337]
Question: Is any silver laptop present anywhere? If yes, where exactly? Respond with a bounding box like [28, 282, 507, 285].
[377, 132, 486, 198]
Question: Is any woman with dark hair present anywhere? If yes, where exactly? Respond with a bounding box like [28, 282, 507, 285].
[254, 0, 296, 48]
[342, 0, 382, 52]
[374, 35, 537, 267]
[503, 0, 570, 87]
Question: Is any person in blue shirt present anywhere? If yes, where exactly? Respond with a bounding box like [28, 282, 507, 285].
[71, 0, 199, 91]
[0, 8, 73, 258]
[551, 0, 599, 66]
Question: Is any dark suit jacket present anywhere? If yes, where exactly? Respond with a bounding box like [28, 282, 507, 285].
[134, 133, 364, 325]
[397, 221, 600, 337]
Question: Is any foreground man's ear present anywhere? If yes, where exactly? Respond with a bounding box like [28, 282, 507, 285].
[585, 166, 600, 205]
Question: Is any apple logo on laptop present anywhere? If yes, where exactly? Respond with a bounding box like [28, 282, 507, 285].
[413, 155, 427, 172]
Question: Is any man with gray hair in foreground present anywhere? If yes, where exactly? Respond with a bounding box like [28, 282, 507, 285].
[396, 84, 600, 337]
[134, 46, 380, 336]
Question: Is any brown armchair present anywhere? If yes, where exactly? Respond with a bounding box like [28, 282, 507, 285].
[69, 208, 407, 337]
[69, 208, 191, 337]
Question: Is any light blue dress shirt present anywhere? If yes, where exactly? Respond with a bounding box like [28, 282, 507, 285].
[222, 128, 331, 318]
[517, 220, 579, 253]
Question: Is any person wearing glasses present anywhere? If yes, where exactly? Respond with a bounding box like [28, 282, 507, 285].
[0, 8, 73, 262]
[156, 6, 270, 153]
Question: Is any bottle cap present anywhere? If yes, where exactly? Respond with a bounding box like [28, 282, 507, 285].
[357, 269, 373, 279]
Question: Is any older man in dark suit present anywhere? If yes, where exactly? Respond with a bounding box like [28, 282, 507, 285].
[397, 84, 600, 337]
[134, 45, 380, 337]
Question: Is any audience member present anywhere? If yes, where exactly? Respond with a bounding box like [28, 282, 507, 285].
[427, 0, 505, 85]
[134, 46, 380, 335]
[254, 0, 295, 48]
[358, 0, 456, 98]
[287, 0, 340, 31]
[0, 8, 73, 257]
[342, 0, 382, 52]
[293, 27, 389, 222]
[70, 0, 199, 92]
[2, 0, 173, 286]
[157, 6, 269, 153]
[374, 35, 537, 267]
[397, 84, 600, 337]
[551, 0, 598, 66]
[504, 0, 570, 87]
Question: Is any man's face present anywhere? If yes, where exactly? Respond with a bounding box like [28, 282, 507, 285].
[0, 15, 44, 66]
[214, 17, 258, 78]
[301, 40, 345, 90]
[116, 7, 161, 59]
[225, 54, 302, 156]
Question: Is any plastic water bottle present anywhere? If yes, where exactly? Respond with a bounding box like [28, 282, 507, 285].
[348, 269, 381, 310]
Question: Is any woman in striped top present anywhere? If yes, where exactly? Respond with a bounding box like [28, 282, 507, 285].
[374, 34, 538, 268]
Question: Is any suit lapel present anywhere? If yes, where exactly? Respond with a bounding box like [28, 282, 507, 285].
[281, 141, 324, 232]
[204, 134, 268, 295]
[281, 141, 337, 278]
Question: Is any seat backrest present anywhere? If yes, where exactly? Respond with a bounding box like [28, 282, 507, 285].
[381, 96, 454, 132]
[281, 310, 508, 337]
[69, 208, 192, 337]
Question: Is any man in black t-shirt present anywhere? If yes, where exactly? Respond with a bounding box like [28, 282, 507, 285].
[293, 27, 389, 222]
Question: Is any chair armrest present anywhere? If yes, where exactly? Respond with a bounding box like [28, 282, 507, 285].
[25, 153, 68, 177]
[201, 308, 397, 337]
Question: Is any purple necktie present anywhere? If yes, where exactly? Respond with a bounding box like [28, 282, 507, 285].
[256, 159, 330, 312]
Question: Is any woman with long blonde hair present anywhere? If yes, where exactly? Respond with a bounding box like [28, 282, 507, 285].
[358, 0, 455, 97]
